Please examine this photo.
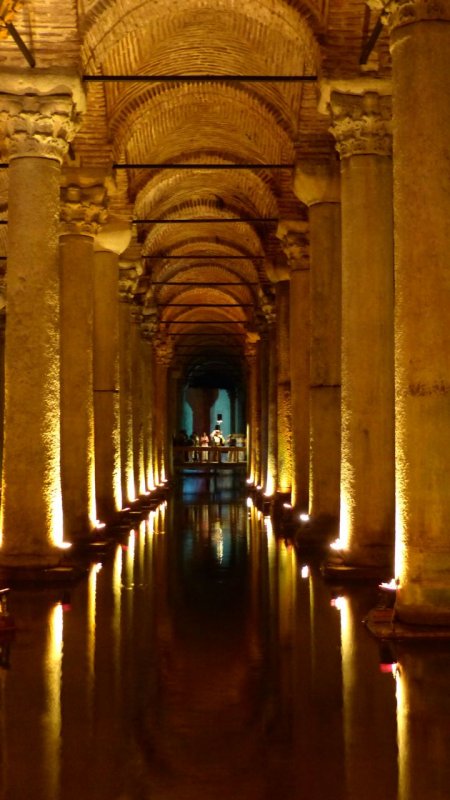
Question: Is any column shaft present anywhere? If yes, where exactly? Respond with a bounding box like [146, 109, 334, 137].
[308, 202, 341, 521]
[290, 264, 310, 511]
[60, 234, 95, 539]
[93, 249, 121, 520]
[389, 10, 450, 621]
[131, 315, 145, 497]
[119, 301, 134, 503]
[276, 281, 292, 496]
[1, 157, 64, 563]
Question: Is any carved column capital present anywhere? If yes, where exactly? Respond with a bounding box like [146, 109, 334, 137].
[118, 260, 143, 303]
[294, 160, 341, 206]
[329, 91, 392, 159]
[245, 330, 260, 361]
[383, 0, 450, 30]
[60, 168, 111, 236]
[0, 71, 85, 163]
[154, 334, 174, 366]
[276, 220, 310, 273]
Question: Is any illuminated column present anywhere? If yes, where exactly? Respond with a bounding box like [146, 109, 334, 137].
[0, 280, 5, 482]
[267, 261, 292, 497]
[329, 88, 395, 568]
[141, 306, 158, 491]
[277, 223, 310, 511]
[245, 332, 260, 484]
[118, 262, 137, 503]
[294, 161, 341, 523]
[258, 329, 269, 489]
[93, 223, 131, 520]
[259, 293, 277, 498]
[153, 334, 173, 485]
[59, 169, 108, 540]
[130, 306, 146, 497]
[0, 75, 84, 565]
[385, 2, 450, 623]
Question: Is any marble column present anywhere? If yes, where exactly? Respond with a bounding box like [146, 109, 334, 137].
[0, 281, 5, 485]
[329, 88, 395, 569]
[93, 223, 131, 520]
[382, 2, 450, 622]
[277, 223, 310, 512]
[0, 74, 84, 566]
[59, 169, 108, 541]
[294, 161, 341, 524]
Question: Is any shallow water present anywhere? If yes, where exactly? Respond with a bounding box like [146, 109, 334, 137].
[1, 477, 450, 800]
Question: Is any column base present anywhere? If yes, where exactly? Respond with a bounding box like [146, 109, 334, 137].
[295, 513, 339, 547]
[321, 555, 391, 583]
[365, 607, 450, 640]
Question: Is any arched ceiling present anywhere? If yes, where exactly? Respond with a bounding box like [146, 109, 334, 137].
[0, 0, 392, 387]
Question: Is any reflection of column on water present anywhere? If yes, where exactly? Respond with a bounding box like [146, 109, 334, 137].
[1, 595, 64, 800]
[59, 568, 96, 795]
[338, 591, 397, 800]
[396, 646, 450, 800]
[302, 571, 345, 798]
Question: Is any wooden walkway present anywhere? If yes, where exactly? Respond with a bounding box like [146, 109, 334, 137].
[173, 446, 246, 472]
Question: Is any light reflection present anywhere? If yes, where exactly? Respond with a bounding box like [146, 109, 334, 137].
[301, 565, 310, 579]
[330, 537, 344, 551]
[299, 512, 309, 522]
[87, 565, 99, 684]
[43, 602, 63, 800]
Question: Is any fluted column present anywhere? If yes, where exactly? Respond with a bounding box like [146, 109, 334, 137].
[294, 161, 341, 524]
[59, 169, 108, 540]
[383, 2, 450, 622]
[93, 223, 131, 520]
[329, 88, 395, 569]
[0, 74, 84, 566]
[277, 223, 310, 512]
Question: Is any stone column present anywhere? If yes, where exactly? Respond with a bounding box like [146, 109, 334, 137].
[294, 161, 341, 524]
[329, 88, 395, 570]
[266, 260, 292, 498]
[245, 332, 260, 484]
[118, 263, 136, 504]
[0, 279, 5, 484]
[0, 74, 84, 567]
[59, 169, 108, 541]
[141, 306, 158, 491]
[385, 2, 450, 622]
[257, 329, 269, 490]
[93, 223, 131, 520]
[130, 306, 146, 497]
[153, 334, 173, 485]
[277, 223, 310, 512]
[259, 292, 277, 498]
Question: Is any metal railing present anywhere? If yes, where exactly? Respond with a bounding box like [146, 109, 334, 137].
[173, 445, 246, 465]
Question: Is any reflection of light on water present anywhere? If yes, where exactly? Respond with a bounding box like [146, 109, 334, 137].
[87, 565, 100, 684]
[147, 510, 155, 537]
[299, 512, 309, 522]
[211, 522, 224, 564]
[301, 565, 310, 579]
[44, 603, 64, 800]
[246, 496, 254, 508]
[395, 665, 407, 800]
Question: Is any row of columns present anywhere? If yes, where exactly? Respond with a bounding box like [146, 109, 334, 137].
[0, 74, 172, 569]
[246, 3, 450, 624]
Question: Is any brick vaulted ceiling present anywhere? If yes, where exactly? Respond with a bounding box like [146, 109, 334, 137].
[0, 0, 391, 385]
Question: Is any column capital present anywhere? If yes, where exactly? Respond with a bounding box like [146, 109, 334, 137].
[141, 305, 159, 341]
[329, 90, 392, 159]
[294, 160, 341, 206]
[382, 0, 450, 30]
[118, 260, 143, 302]
[60, 167, 112, 236]
[0, 69, 85, 163]
[265, 255, 290, 283]
[154, 334, 174, 366]
[245, 329, 260, 360]
[276, 220, 310, 273]
[258, 287, 276, 325]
